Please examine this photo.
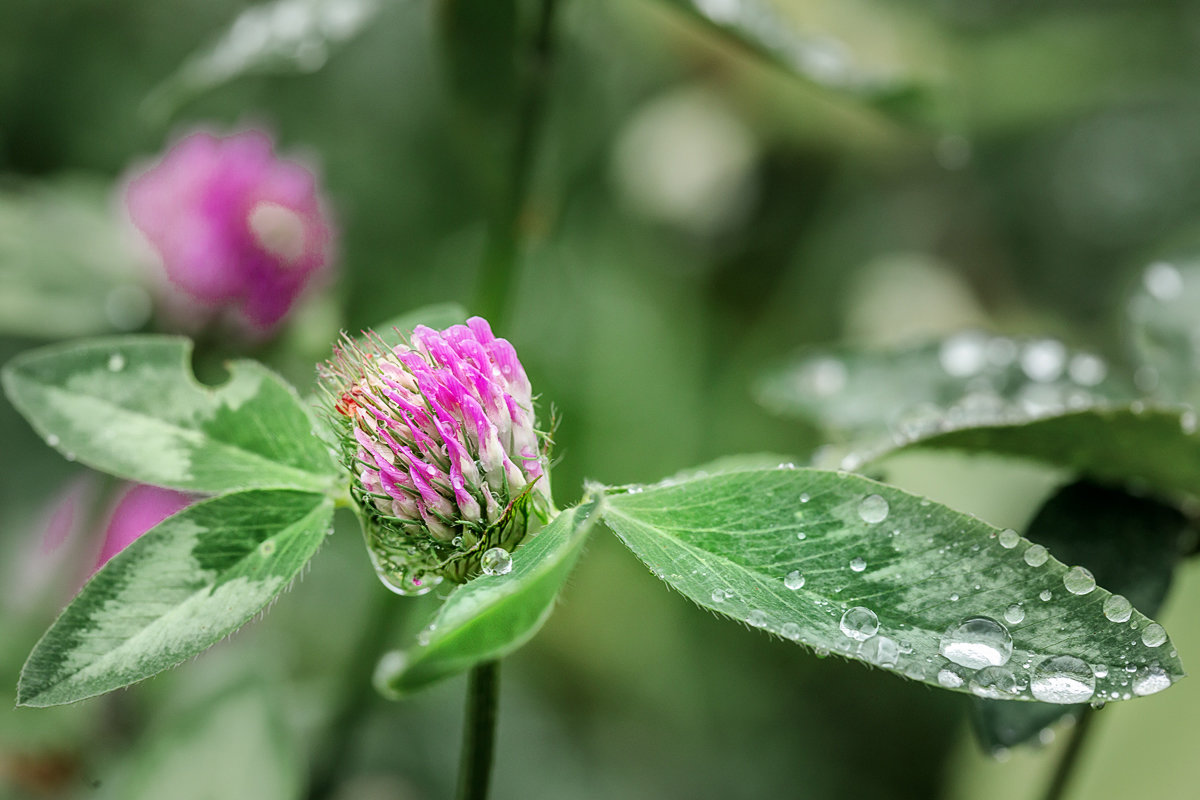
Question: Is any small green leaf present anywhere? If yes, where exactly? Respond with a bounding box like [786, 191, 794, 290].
[972, 481, 1186, 749]
[3, 336, 339, 494]
[377, 498, 599, 697]
[142, 0, 382, 124]
[601, 468, 1183, 704]
[0, 177, 145, 338]
[17, 490, 333, 707]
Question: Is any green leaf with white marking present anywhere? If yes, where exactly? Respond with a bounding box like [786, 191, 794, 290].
[3, 336, 339, 494]
[17, 490, 333, 707]
[601, 468, 1184, 704]
[377, 498, 599, 697]
[972, 481, 1187, 749]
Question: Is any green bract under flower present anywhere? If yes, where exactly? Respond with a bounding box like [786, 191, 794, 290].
[322, 317, 553, 594]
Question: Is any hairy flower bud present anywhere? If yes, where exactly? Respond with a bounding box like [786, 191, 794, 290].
[322, 317, 552, 594]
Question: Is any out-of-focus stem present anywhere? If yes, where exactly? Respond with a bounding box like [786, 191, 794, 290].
[474, 0, 562, 329]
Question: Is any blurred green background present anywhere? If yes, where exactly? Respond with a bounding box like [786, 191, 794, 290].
[4, 0, 1200, 798]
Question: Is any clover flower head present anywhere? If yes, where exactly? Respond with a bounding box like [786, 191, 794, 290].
[125, 129, 335, 331]
[321, 317, 552, 594]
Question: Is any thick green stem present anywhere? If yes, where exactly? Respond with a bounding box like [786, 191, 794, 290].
[474, 0, 561, 328]
[455, 661, 501, 800]
[1039, 708, 1096, 800]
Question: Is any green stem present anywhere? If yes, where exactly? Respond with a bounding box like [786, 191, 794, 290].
[474, 0, 562, 328]
[304, 586, 400, 800]
[455, 661, 501, 800]
[1039, 709, 1096, 800]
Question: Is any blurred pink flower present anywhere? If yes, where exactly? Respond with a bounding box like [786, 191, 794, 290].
[94, 484, 193, 572]
[126, 129, 335, 331]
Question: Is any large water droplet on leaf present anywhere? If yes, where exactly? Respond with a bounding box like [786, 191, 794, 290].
[1103, 594, 1133, 623]
[840, 606, 879, 642]
[1063, 566, 1096, 595]
[480, 547, 513, 576]
[970, 666, 1020, 699]
[1031, 655, 1095, 703]
[858, 494, 889, 524]
[940, 617, 1013, 669]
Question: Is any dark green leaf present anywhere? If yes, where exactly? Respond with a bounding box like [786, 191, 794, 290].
[377, 498, 599, 697]
[756, 333, 1134, 441]
[972, 481, 1187, 749]
[601, 468, 1183, 704]
[657, 0, 935, 116]
[3, 336, 339, 494]
[17, 490, 333, 707]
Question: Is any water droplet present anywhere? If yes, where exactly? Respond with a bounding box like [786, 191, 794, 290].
[840, 606, 879, 642]
[1141, 623, 1167, 648]
[1063, 566, 1096, 595]
[747, 610, 769, 628]
[860, 635, 899, 667]
[949, 593, 960, 602]
[1132, 665, 1172, 696]
[799, 493, 811, 503]
[781, 622, 802, 641]
[939, 331, 989, 377]
[971, 666, 1020, 699]
[849, 557, 867, 573]
[858, 494, 889, 524]
[940, 617, 1014, 669]
[796, 531, 807, 541]
[258, 540, 276, 556]
[1004, 603, 1025, 624]
[1144, 261, 1183, 301]
[937, 667, 965, 688]
[1031, 655, 1095, 703]
[480, 547, 513, 576]
[905, 663, 925, 680]
[804, 357, 847, 397]
[998, 529, 1020, 549]
[46, 434, 60, 448]
[711, 588, 726, 603]
[1094, 664, 1109, 679]
[784, 570, 806, 590]
[107, 353, 126, 372]
[1182, 411, 1198, 435]
[1039, 589, 1053, 602]
[1024, 544, 1048, 567]
[1020, 339, 1067, 383]
[1067, 353, 1106, 386]
[1103, 594, 1133, 623]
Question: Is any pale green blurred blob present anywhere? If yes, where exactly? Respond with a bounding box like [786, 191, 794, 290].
[108, 680, 299, 800]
